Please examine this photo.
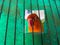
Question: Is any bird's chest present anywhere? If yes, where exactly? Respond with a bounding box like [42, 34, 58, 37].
[28, 21, 41, 32]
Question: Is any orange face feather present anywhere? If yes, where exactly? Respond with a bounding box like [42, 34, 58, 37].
[27, 13, 44, 33]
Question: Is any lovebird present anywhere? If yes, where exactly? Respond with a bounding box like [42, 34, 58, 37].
[27, 13, 44, 33]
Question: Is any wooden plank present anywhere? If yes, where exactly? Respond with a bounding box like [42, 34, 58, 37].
[16, 0, 24, 45]
[5, 0, 16, 45]
[0, 0, 10, 45]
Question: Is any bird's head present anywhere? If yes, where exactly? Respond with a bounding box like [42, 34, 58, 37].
[27, 13, 40, 26]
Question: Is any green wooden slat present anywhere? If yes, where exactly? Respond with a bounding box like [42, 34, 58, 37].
[54, 0, 60, 14]
[50, 0, 59, 18]
[0, 0, 3, 12]
[56, 0, 60, 14]
[0, 0, 3, 5]
[53, 0, 60, 42]
[25, 33, 33, 45]
[25, 0, 30, 9]
[4, 0, 12, 45]
[15, 0, 24, 45]
[0, 0, 10, 45]
[6, 0, 16, 45]
[0, 0, 3, 9]
[0, 14, 7, 45]
[42, 0, 52, 45]
[38, 0, 44, 10]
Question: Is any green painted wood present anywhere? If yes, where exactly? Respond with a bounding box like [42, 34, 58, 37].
[0, 0, 60, 45]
